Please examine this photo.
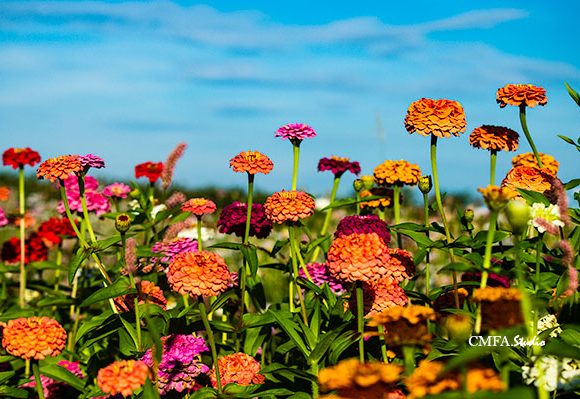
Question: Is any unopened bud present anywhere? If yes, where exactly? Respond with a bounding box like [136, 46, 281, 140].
[505, 199, 531, 234]
[444, 314, 473, 342]
[418, 175, 432, 194]
[361, 175, 374, 190]
[353, 179, 364, 192]
[463, 209, 474, 223]
[115, 213, 131, 233]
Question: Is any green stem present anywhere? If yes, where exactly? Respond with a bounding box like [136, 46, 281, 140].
[129, 274, 142, 351]
[196, 216, 203, 251]
[199, 299, 222, 394]
[310, 361, 319, 398]
[310, 176, 341, 262]
[244, 174, 255, 245]
[59, 184, 90, 248]
[533, 236, 543, 337]
[25, 359, 30, 378]
[475, 209, 498, 333]
[394, 185, 402, 248]
[490, 150, 497, 186]
[54, 247, 62, 292]
[513, 237, 533, 337]
[18, 167, 26, 309]
[356, 282, 365, 362]
[78, 175, 97, 243]
[402, 345, 415, 375]
[288, 226, 309, 325]
[291, 226, 312, 281]
[291, 143, 300, 190]
[423, 193, 431, 296]
[32, 361, 45, 399]
[519, 105, 543, 168]
[355, 191, 361, 215]
[378, 325, 388, 362]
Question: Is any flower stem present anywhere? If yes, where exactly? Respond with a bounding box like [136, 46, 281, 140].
[356, 281, 365, 362]
[475, 209, 498, 333]
[196, 216, 203, 251]
[290, 226, 312, 281]
[129, 274, 142, 351]
[32, 361, 45, 399]
[402, 345, 415, 375]
[59, 184, 90, 248]
[244, 174, 255, 245]
[288, 226, 309, 325]
[54, 247, 62, 292]
[310, 176, 341, 262]
[378, 325, 388, 362]
[513, 237, 533, 337]
[291, 143, 300, 190]
[519, 105, 543, 168]
[423, 193, 431, 296]
[18, 167, 26, 309]
[355, 191, 361, 216]
[77, 175, 97, 243]
[490, 150, 497, 185]
[199, 298, 222, 394]
[393, 185, 402, 248]
[310, 361, 319, 398]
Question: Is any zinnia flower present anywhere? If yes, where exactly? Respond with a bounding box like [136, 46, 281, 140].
[387, 248, 415, 282]
[1, 234, 48, 264]
[181, 198, 217, 217]
[512, 152, 559, 176]
[103, 182, 132, 198]
[472, 287, 523, 331]
[36, 155, 83, 182]
[350, 277, 408, 317]
[317, 156, 361, 177]
[217, 201, 272, 238]
[369, 305, 436, 345]
[264, 190, 315, 224]
[2, 317, 67, 360]
[142, 334, 209, 394]
[433, 288, 469, 313]
[97, 360, 150, 397]
[529, 203, 565, 234]
[37, 217, 76, 247]
[152, 237, 198, 263]
[115, 281, 167, 312]
[404, 98, 466, 138]
[0, 207, 8, 227]
[373, 160, 421, 186]
[0, 186, 10, 201]
[57, 175, 110, 215]
[405, 360, 460, 399]
[334, 215, 391, 244]
[21, 360, 84, 399]
[501, 166, 553, 198]
[275, 123, 316, 142]
[2, 147, 41, 169]
[327, 233, 391, 283]
[496, 84, 547, 108]
[79, 154, 105, 171]
[134, 161, 163, 183]
[468, 125, 519, 152]
[298, 263, 346, 295]
[360, 187, 393, 210]
[210, 352, 264, 387]
[478, 185, 515, 210]
[167, 251, 233, 297]
[230, 151, 274, 175]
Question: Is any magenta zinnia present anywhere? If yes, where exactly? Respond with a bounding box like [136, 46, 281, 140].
[318, 156, 361, 177]
[275, 123, 316, 141]
[334, 215, 391, 244]
[217, 201, 272, 239]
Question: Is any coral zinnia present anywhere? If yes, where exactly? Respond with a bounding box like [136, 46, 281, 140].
[134, 161, 163, 183]
[103, 182, 132, 198]
[317, 156, 361, 178]
[167, 251, 233, 297]
[275, 123, 316, 141]
[0, 186, 9, 201]
[369, 305, 436, 345]
[496, 84, 547, 108]
[512, 152, 559, 176]
[210, 352, 264, 387]
[334, 215, 391, 244]
[373, 160, 421, 186]
[181, 198, 217, 217]
[3, 147, 41, 169]
[351, 277, 408, 318]
[469, 125, 519, 152]
[36, 155, 83, 182]
[217, 201, 272, 238]
[327, 233, 391, 283]
[2, 317, 67, 360]
[387, 248, 415, 282]
[115, 281, 167, 312]
[501, 166, 553, 198]
[230, 151, 274, 175]
[97, 360, 150, 397]
[360, 187, 393, 210]
[264, 190, 315, 224]
[404, 98, 466, 138]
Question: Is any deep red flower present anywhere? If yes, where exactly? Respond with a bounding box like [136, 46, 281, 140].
[317, 156, 361, 177]
[37, 217, 77, 247]
[135, 162, 164, 183]
[2, 148, 41, 169]
[1, 234, 48, 264]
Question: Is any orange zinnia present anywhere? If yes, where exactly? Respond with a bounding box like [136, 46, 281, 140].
[501, 166, 553, 198]
[2, 317, 67, 360]
[478, 185, 515, 211]
[468, 125, 519, 152]
[181, 198, 217, 216]
[230, 151, 274, 175]
[360, 187, 393, 210]
[404, 98, 466, 138]
[210, 352, 265, 387]
[496, 84, 547, 108]
[115, 280, 167, 312]
[0, 186, 9, 201]
[36, 155, 83, 182]
[373, 160, 421, 186]
[264, 190, 315, 224]
[350, 277, 408, 318]
[97, 360, 150, 397]
[327, 233, 391, 282]
[512, 152, 559, 176]
[405, 360, 461, 399]
[369, 304, 436, 345]
[167, 251, 232, 297]
[387, 248, 415, 282]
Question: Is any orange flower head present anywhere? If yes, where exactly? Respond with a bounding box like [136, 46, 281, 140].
[97, 360, 150, 397]
[466, 367, 505, 393]
[167, 251, 233, 297]
[478, 185, 515, 211]
[373, 160, 421, 186]
[496, 84, 547, 108]
[181, 198, 217, 216]
[115, 281, 167, 312]
[36, 155, 82, 182]
[327, 233, 391, 283]
[3, 147, 41, 169]
[512, 152, 559, 176]
[404, 98, 466, 138]
[405, 360, 460, 399]
[264, 190, 315, 224]
[472, 287, 523, 331]
[210, 352, 264, 387]
[230, 151, 274, 175]
[501, 166, 553, 198]
[369, 305, 436, 345]
[360, 187, 393, 210]
[468, 125, 519, 152]
[1, 317, 67, 360]
[387, 248, 415, 282]
[0, 186, 9, 201]
[350, 277, 409, 318]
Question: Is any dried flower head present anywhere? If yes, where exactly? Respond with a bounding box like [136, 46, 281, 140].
[135, 161, 163, 183]
[334, 215, 391, 245]
[181, 198, 217, 217]
[2, 317, 67, 360]
[369, 305, 436, 345]
[167, 251, 233, 297]
[36, 155, 83, 182]
[327, 233, 391, 283]
[512, 152, 559, 176]
[210, 352, 265, 387]
[404, 98, 466, 138]
[264, 190, 315, 224]
[318, 156, 361, 178]
[275, 123, 316, 142]
[469, 125, 519, 152]
[496, 84, 547, 108]
[501, 166, 553, 198]
[373, 160, 421, 186]
[478, 185, 515, 210]
[3, 147, 41, 169]
[230, 151, 274, 175]
[217, 201, 272, 239]
[97, 360, 150, 397]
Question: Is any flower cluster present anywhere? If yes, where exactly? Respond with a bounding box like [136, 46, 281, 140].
[37, 217, 76, 247]
[369, 305, 436, 345]
[352, 277, 409, 317]
[1, 233, 49, 264]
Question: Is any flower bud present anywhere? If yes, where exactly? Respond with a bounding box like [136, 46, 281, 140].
[505, 199, 531, 234]
[115, 213, 131, 233]
[463, 208, 474, 223]
[361, 175, 374, 190]
[353, 179, 363, 192]
[479, 185, 514, 211]
[418, 175, 432, 194]
[444, 314, 473, 342]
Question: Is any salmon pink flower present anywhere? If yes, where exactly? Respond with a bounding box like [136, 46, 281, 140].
[350, 277, 408, 317]
[2, 317, 67, 360]
[230, 151, 274, 175]
[103, 182, 131, 198]
[97, 360, 150, 397]
[36, 155, 83, 182]
[3, 147, 41, 169]
[181, 198, 217, 217]
[167, 251, 233, 297]
[210, 352, 264, 387]
[115, 280, 167, 312]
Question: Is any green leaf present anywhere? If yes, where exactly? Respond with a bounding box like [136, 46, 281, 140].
[269, 311, 310, 358]
[0, 386, 28, 398]
[543, 339, 580, 360]
[516, 188, 550, 206]
[397, 229, 434, 247]
[558, 134, 577, 146]
[241, 244, 259, 276]
[565, 178, 580, 190]
[39, 364, 85, 391]
[68, 247, 90, 284]
[308, 327, 343, 363]
[0, 371, 15, 384]
[142, 377, 161, 399]
[438, 262, 476, 273]
[210, 290, 237, 313]
[209, 241, 242, 250]
[93, 235, 123, 251]
[565, 82, 580, 106]
[80, 278, 133, 307]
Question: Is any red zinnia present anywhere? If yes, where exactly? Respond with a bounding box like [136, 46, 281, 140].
[2, 147, 41, 169]
[135, 162, 163, 183]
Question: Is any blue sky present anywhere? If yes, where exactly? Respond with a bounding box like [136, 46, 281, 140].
[0, 1, 579, 197]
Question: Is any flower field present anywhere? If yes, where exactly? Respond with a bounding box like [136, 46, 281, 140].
[0, 83, 578, 399]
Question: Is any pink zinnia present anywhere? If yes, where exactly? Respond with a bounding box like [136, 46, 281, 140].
[103, 182, 131, 199]
[298, 263, 346, 295]
[21, 360, 84, 399]
[275, 123, 316, 142]
[0, 207, 7, 227]
[152, 237, 198, 263]
[79, 154, 105, 170]
[57, 175, 110, 215]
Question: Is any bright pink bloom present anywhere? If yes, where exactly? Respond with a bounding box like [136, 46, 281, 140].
[275, 123, 316, 141]
[0, 207, 7, 227]
[57, 175, 110, 215]
[103, 182, 131, 199]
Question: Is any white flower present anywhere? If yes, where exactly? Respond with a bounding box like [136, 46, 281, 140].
[537, 314, 562, 338]
[529, 203, 565, 233]
[151, 204, 167, 218]
[315, 197, 330, 210]
[178, 226, 215, 241]
[522, 356, 580, 392]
